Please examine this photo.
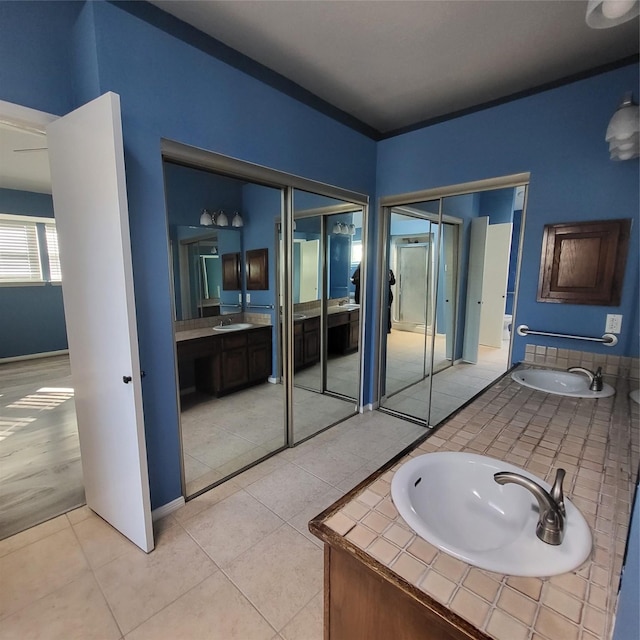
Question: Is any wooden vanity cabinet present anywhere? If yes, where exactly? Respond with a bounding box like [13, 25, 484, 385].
[325, 546, 483, 640]
[327, 309, 359, 354]
[187, 326, 271, 396]
[293, 316, 320, 370]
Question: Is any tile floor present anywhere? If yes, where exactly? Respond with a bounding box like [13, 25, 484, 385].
[0, 410, 426, 640]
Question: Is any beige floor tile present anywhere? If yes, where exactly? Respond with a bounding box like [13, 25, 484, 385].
[245, 464, 334, 521]
[0, 573, 120, 640]
[125, 572, 275, 640]
[226, 524, 323, 631]
[292, 445, 368, 487]
[0, 528, 89, 618]
[95, 523, 217, 634]
[181, 490, 283, 567]
[72, 512, 136, 569]
[0, 514, 69, 558]
[280, 591, 323, 640]
[172, 479, 241, 524]
[286, 486, 343, 547]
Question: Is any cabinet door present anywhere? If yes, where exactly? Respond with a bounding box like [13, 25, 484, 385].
[222, 252, 241, 290]
[248, 343, 272, 381]
[294, 326, 304, 371]
[246, 248, 269, 290]
[304, 328, 320, 365]
[348, 320, 359, 351]
[221, 348, 248, 390]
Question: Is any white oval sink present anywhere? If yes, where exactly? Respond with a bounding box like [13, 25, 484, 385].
[511, 369, 615, 398]
[213, 323, 253, 332]
[630, 389, 639, 405]
[391, 452, 592, 577]
[293, 313, 307, 320]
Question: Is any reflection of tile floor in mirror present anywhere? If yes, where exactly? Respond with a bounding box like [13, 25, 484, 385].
[0, 410, 427, 640]
[382, 328, 510, 424]
[181, 380, 358, 496]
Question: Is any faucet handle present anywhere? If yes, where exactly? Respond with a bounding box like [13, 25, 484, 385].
[550, 468, 566, 516]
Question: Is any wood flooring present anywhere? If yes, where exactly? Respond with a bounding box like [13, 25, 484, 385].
[0, 355, 84, 539]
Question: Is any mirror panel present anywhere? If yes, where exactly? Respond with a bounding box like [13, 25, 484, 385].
[164, 159, 285, 497]
[379, 184, 527, 427]
[289, 188, 363, 444]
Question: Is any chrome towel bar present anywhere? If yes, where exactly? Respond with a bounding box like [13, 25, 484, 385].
[516, 325, 617, 347]
[247, 304, 274, 309]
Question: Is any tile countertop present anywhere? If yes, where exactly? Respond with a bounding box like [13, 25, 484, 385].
[309, 366, 639, 640]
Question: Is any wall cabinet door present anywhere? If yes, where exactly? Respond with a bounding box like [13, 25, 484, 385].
[222, 252, 241, 290]
[247, 248, 269, 290]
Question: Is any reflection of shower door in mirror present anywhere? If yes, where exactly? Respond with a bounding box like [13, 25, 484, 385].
[396, 244, 430, 330]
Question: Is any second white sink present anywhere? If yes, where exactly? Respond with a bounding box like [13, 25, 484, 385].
[391, 452, 592, 577]
[213, 322, 253, 332]
[511, 369, 615, 398]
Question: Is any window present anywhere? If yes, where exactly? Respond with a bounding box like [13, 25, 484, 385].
[45, 223, 61, 282]
[0, 214, 60, 284]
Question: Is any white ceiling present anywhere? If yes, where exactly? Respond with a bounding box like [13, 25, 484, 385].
[0, 123, 51, 194]
[1, 1, 638, 196]
[150, 0, 639, 135]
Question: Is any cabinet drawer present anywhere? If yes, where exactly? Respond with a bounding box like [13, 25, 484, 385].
[304, 316, 320, 332]
[248, 327, 271, 345]
[222, 333, 247, 350]
[328, 311, 348, 328]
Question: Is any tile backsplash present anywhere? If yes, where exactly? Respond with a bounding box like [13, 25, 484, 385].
[523, 344, 639, 380]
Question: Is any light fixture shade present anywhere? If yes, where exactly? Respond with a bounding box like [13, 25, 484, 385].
[348, 224, 356, 236]
[199, 208, 213, 226]
[231, 211, 244, 227]
[586, 0, 639, 27]
[215, 210, 229, 226]
[606, 93, 640, 160]
[332, 222, 342, 234]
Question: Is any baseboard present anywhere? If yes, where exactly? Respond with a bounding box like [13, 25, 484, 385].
[180, 386, 196, 396]
[268, 376, 280, 384]
[0, 349, 69, 364]
[363, 402, 376, 412]
[151, 496, 185, 521]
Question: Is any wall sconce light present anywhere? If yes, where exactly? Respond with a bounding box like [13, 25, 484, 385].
[606, 92, 639, 160]
[348, 224, 356, 236]
[586, 0, 638, 27]
[214, 210, 229, 227]
[231, 211, 244, 227]
[332, 222, 346, 234]
[200, 208, 213, 226]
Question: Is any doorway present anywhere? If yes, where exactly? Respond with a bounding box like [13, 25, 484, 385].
[0, 121, 84, 540]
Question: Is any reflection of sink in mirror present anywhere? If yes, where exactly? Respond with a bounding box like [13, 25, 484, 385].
[511, 370, 615, 398]
[391, 452, 592, 577]
[293, 313, 307, 320]
[630, 389, 640, 405]
[340, 304, 360, 311]
[213, 323, 253, 332]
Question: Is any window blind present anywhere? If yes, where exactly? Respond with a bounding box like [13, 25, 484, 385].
[0, 219, 43, 283]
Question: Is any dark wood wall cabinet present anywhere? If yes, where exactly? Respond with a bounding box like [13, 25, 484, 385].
[246, 248, 269, 290]
[178, 326, 272, 397]
[222, 252, 242, 290]
[537, 218, 631, 305]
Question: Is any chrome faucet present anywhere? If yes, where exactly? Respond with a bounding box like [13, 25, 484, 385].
[567, 366, 603, 391]
[494, 468, 566, 545]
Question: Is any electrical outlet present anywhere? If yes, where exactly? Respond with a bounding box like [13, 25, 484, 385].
[246, 293, 251, 303]
[238, 293, 242, 303]
[605, 314, 623, 334]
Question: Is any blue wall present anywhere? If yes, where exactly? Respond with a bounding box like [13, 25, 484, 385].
[377, 63, 640, 364]
[0, 188, 68, 358]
